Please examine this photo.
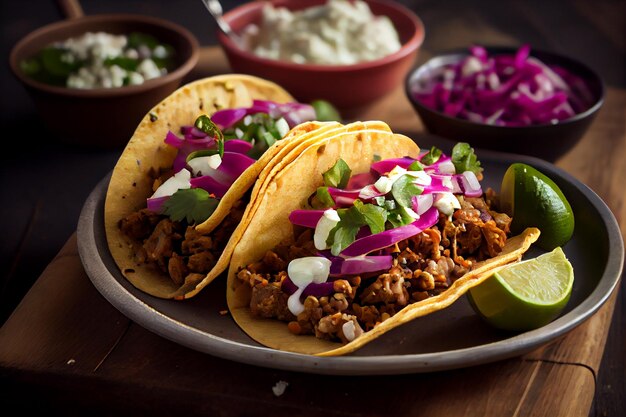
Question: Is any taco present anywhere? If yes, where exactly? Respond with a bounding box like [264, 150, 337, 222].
[105, 74, 339, 300]
[226, 125, 540, 356]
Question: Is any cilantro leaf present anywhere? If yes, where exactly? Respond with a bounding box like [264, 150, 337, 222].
[451, 142, 482, 174]
[421, 146, 442, 165]
[391, 174, 423, 208]
[354, 200, 387, 235]
[408, 160, 424, 171]
[127, 32, 160, 49]
[326, 205, 365, 255]
[326, 201, 388, 255]
[329, 224, 360, 256]
[315, 187, 335, 208]
[194, 115, 224, 158]
[387, 206, 416, 228]
[162, 188, 219, 224]
[323, 159, 351, 189]
[104, 56, 139, 71]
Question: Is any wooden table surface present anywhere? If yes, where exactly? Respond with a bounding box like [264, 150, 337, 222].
[1, 1, 624, 416]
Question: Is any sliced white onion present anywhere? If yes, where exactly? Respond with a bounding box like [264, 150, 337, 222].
[462, 171, 483, 196]
[187, 154, 222, 176]
[151, 168, 191, 198]
[414, 193, 434, 215]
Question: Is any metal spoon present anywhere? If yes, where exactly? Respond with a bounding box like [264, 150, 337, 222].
[201, 0, 244, 48]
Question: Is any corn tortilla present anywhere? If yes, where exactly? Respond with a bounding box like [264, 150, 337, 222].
[105, 74, 326, 299]
[226, 125, 540, 355]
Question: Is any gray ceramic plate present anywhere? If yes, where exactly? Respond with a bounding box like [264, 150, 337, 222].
[77, 151, 623, 375]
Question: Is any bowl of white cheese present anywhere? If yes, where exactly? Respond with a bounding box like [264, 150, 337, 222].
[10, 14, 199, 148]
[217, 0, 424, 115]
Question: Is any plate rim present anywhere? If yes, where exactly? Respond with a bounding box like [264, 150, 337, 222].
[77, 150, 624, 375]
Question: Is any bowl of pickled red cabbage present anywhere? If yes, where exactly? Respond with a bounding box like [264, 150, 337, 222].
[405, 45, 604, 161]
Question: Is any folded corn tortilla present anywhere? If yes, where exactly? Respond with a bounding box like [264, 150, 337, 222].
[226, 123, 540, 355]
[105, 74, 329, 299]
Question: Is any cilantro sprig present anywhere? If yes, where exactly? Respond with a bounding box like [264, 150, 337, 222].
[421, 146, 442, 165]
[315, 187, 335, 208]
[391, 174, 423, 208]
[323, 158, 351, 189]
[162, 188, 219, 224]
[223, 113, 284, 159]
[451, 142, 482, 174]
[326, 200, 387, 255]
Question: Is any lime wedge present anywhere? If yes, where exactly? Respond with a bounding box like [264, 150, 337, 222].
[467, 247, 574, 331]
[500, 163, 574, 251]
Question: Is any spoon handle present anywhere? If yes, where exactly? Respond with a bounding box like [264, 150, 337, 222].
[202, 0, 235, 38]
[57, 0, 84, 20]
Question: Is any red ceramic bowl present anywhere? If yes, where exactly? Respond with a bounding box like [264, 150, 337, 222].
[218, 0, 424, 115]
[10, 14, 199, 148]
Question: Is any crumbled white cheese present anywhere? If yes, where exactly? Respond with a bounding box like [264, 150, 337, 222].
[54, 31, 169, 89]
[137, 59, 162, 80]
[242, 0, 401, 65]
[272, 380, 289, 397]
[153, 45, 168, 59]
[433, 193, 461, 216]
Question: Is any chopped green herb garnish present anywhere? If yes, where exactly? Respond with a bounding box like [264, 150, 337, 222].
[104, 56, 138, 71]
[20, 32, 174, 88]
[387, 206, 417, 228]
[316, 187, 335, 208]
[127, 32, 160, 49]
[327, 206, 362, 255]
[326, 201, 387, 255]
[323, 159, 351, 189]
[328, 222, 360, 257]
[162, 188, 219, 224]
[223, 113, 285, 159]
[354, 200, 387, 235]
[421, 146, 442, 165]
[451, 142, 482, 174]
[391, 174, 423, 208]
[408, 160, 424, 171]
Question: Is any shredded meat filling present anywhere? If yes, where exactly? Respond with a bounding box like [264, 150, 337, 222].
[118, 188, 247, 286]
[237, 195, 511, 342]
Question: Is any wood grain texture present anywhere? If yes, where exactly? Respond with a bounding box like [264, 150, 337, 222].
[2, 16, 624, 417]
[0, 238, 593, 416]
[0, 249, 601, 417]
[0, 80, 623, 415]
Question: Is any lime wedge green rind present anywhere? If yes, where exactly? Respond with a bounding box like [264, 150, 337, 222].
[500, 163, 575, 251]
[467, 247, 574, 332]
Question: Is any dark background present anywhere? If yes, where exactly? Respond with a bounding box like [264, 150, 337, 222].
[1, 1, 624, 416]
